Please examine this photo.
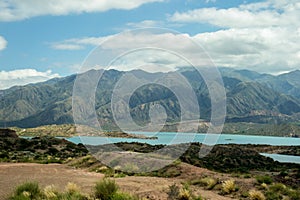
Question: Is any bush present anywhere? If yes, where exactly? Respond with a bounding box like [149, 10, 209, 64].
[179, 188, 192, 200]
[256, 175, 273, 185]
[65, 182, 81, 195]
[94, 179, 118, 200]
[221, 179, 236, 194]
[268, 183, 287, 193]
[12, 182, 41, 199]
[198, 177, 217, 190]
[265, 190, 282, 200]
[249, 189, 266, 200]
[10, 182, 88, 200]
[167, 183, 180, 200]
[287, 189, 300, 200]
[43, 185, 58, 198]
[112, 192, 139, 200]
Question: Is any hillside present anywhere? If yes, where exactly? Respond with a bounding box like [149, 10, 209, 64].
[1, 68, 300, 128]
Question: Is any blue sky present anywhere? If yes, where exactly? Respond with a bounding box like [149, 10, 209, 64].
[0, 0, 299, 89]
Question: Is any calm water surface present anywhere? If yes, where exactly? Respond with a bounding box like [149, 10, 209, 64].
[66, 132, 300, 146]
[260, 153, 300, 164]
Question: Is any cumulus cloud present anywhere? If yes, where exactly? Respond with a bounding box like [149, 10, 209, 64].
[53, 31, 215, 74]
[0, 69, 60, 89]
[50, 0, 300, 74]
[0, 36, 7, 51]
[50, 26, 300, 74]
[166, 0, 300, 73]
[0, 0, 164, 21]
[193, 27, 300, 73]
[169, 0, 300, 28]
[50, 36, 111, 50]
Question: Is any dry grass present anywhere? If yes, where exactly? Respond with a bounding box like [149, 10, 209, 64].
[65, 182, 81, 194]
[43, 185, 57, 198]
[249, 189, 266, 200]
[222, 179, 236, 194]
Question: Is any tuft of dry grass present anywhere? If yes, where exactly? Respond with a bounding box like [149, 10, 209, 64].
[65, 182, 81, 194]
[179, 188, 192, 200]
[221, 179, 236, 194]
[43, 185, 57, 198]
[249, 189, 266, 200]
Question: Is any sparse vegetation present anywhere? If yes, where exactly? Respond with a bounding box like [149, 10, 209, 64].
[167, 183, 180, 200]
[94, 179, 118, 200]
[221, 179, 237, 194]
[9, 180, 139, 200]
[256, 175, 273, 185]
[249, 189, 266, 200]
[166, 183, 202, 200]
[190, 177, 217, 190]
[11, 182, 41, 199]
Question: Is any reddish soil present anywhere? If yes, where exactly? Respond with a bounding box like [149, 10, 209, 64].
[0, 162, 248, 200]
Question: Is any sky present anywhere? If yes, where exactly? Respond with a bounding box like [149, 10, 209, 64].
[0, 0, 299, 89]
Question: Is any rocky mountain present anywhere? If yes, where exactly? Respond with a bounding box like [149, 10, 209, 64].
[1, 68, 300, 128]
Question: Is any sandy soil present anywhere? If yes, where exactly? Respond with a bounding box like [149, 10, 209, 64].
[0, 163, 237, 200]
[0, 163, 104, 199]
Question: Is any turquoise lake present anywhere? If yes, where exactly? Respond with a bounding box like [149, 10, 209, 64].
[66, 132, 300, 146]
[260, 153, 300, 164]
[65, 132, 300, 164]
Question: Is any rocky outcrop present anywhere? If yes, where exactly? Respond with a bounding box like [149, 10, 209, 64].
[0, 129, 18, 138]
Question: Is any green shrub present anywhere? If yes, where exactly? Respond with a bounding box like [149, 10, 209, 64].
[94, 179, 118, 200]
[10, 182, 90, 200]
[167, 183, 180, 200]
[12, 182, 40, 199]
[112, 192, 139, 200]
[256, 175, 273, 185]
[287, 189, 300, 200]
[243, 174, 251, 178]
[198, 177, 217, 190]
[58, 192, 87, 200]
[265, 190, 282, 200]
[269, 183, 287, 194]
[9, 195, 31, 200]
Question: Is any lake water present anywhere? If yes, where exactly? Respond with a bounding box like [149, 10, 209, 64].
[260, 153, 300, 164]
[65, 133, 300, 164]
[23, 132, 300, 164]
[66, 132, 300, 146]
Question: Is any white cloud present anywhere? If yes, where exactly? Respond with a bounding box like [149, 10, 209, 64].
[0, 36, 7, 51]
[55, 31, 216, 74]
[0, 69, 60, 90]
[193, 27, 300, 73]
[0, 0, 164, 21]
[50, 1, 300, 74]
[50, 36, 111, 50]
[170, 0, 300, 28]
[166, 0, 300, 74]
[51, 43, 83, 50]
[126, 20, 165, 28]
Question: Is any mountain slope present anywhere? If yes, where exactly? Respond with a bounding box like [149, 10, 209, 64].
[1, 68, 300, 128]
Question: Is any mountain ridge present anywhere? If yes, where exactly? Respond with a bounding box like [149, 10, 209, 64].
[1, 68, 300, 128]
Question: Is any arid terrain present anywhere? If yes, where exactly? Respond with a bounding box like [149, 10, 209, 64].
[0, 162, 242, 200]
[0, 133, 299, 199]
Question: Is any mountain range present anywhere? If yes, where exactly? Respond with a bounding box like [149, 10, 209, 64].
[1, 68, 300, 128]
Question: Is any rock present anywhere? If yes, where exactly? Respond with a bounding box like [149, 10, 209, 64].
[0, 129, 18, 138]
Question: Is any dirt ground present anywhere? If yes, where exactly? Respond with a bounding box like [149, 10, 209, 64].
[0, 163, 237, 200]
